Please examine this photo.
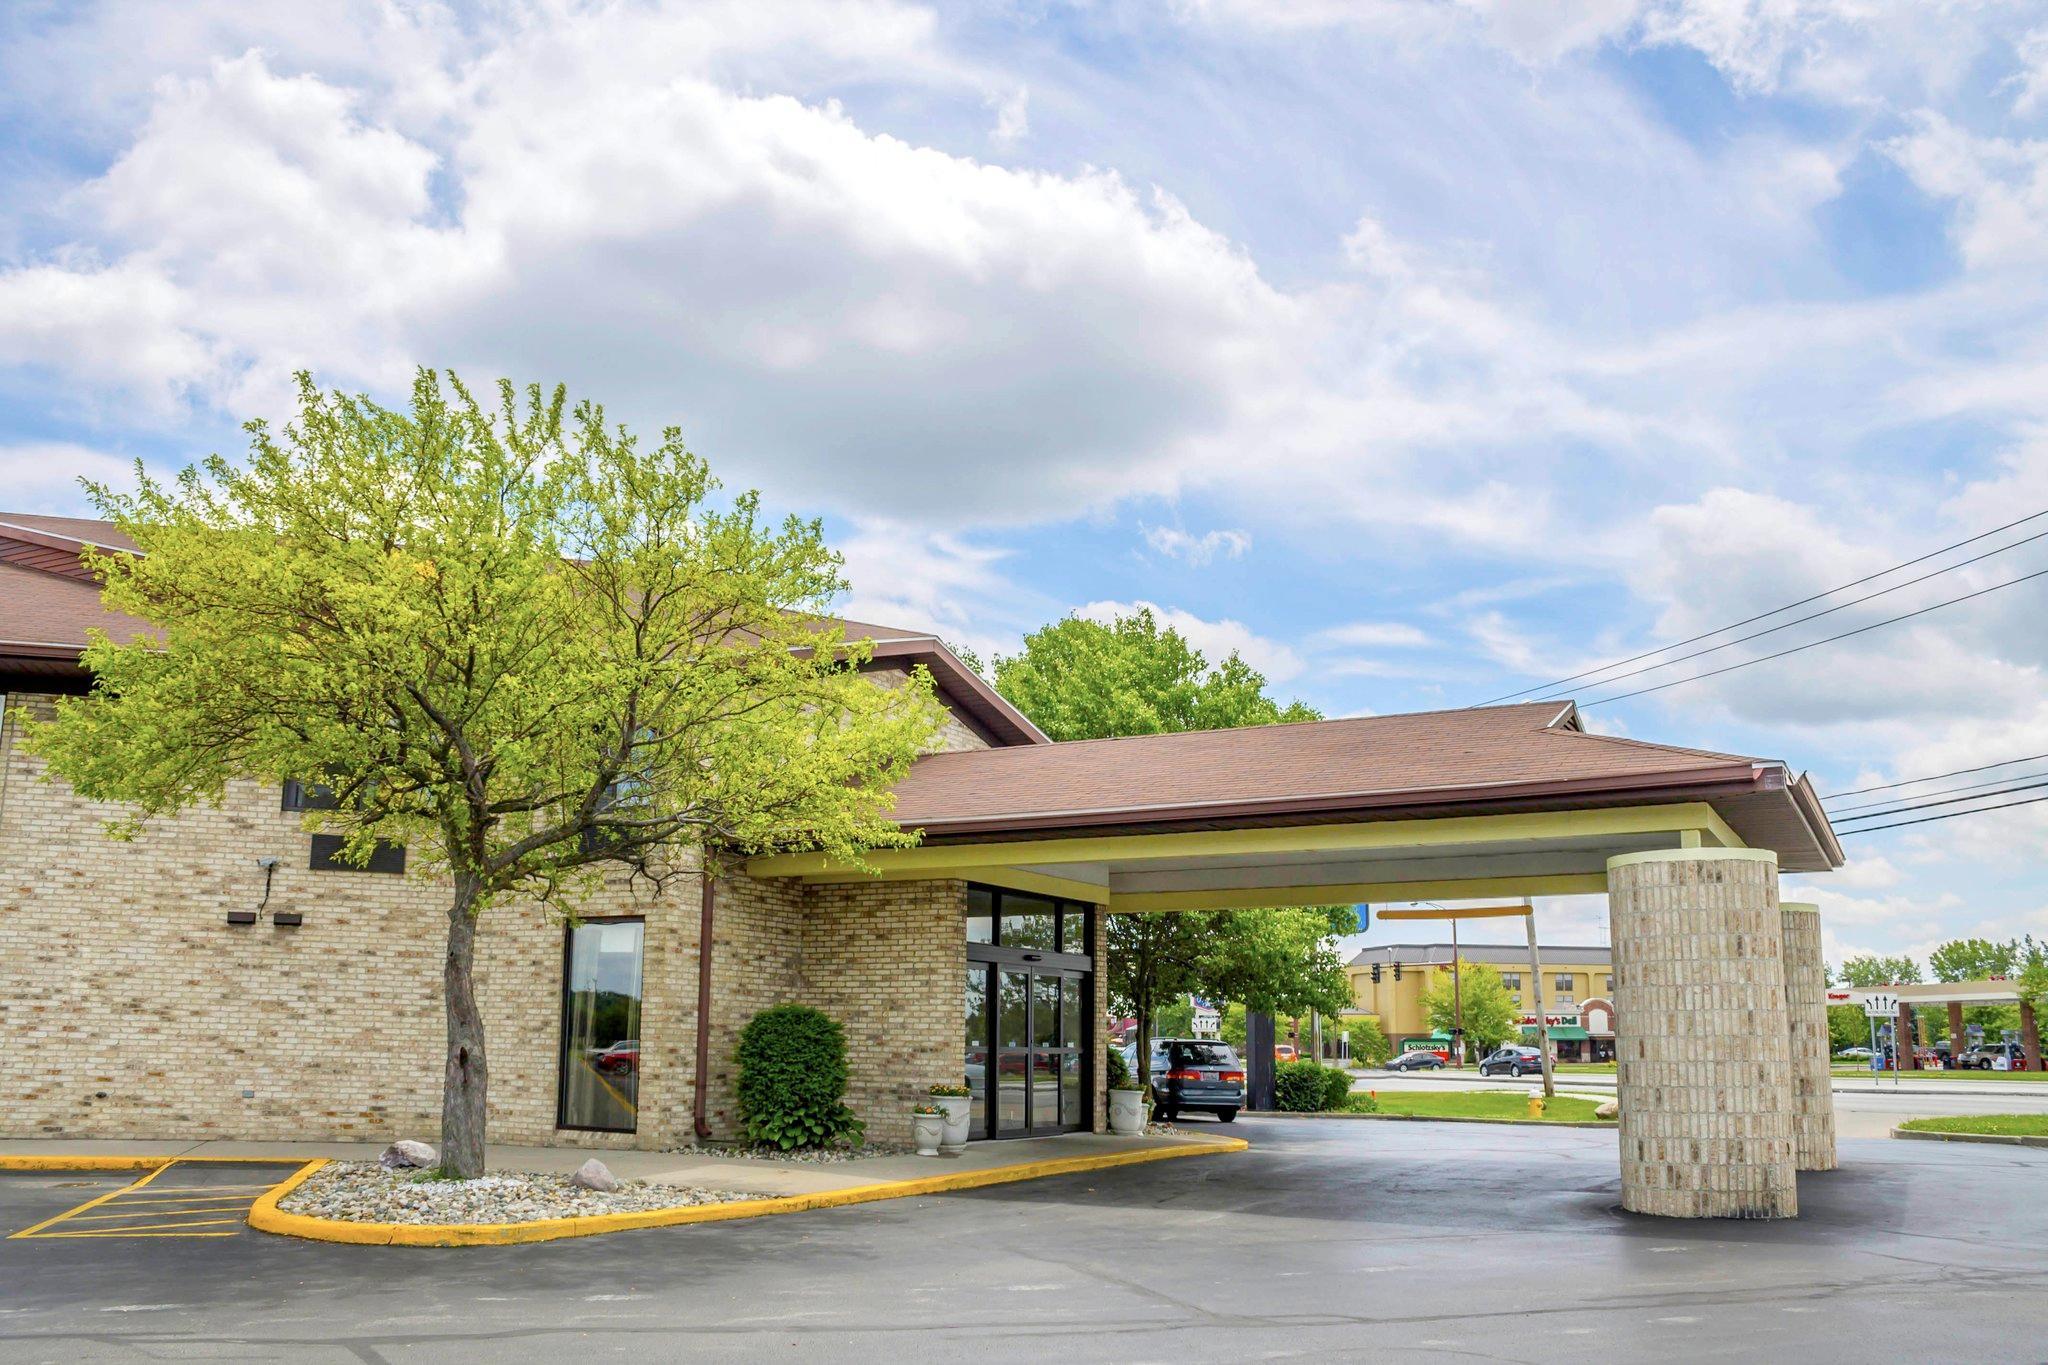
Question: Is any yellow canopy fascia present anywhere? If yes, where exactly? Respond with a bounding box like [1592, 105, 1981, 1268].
[748, 802, 1739, 881]
[1107, 872, 1606, 914]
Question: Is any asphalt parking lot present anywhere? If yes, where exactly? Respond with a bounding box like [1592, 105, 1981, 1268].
[2, 1119, 2045, 1362]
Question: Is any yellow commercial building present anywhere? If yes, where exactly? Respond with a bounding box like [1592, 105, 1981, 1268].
[1346, 943, 1619, 1063]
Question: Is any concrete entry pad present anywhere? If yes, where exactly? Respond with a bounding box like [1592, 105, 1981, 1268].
[1, 1119, 2044, 1360]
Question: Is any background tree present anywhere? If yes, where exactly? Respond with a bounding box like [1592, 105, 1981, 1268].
[1344, 1015, 1391, 1066]
[30, 371, 940, 1178]
[1929, 938, 2019, 982]
[995, 607, 1348, 1085]
[1839, 953, 1922, 986]
[1420, 960, 1518, 1061]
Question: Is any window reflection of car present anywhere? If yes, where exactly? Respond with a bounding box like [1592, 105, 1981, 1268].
[594, 1040, 639, 1073]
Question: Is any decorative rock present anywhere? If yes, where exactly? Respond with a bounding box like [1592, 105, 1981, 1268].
[379, 1140, 437, 1169]
[570, 1158, 619, 1192]
[1594, 1099, 1618, 1121]
[279, 1161, 764, 1225]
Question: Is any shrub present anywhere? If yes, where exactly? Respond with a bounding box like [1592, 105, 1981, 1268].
[1105, 1044, 1132, 1090]
[1273, 1060, 1331, 1111]
[1322, 1064, 1353, 1110]
[736, 1004, 864, 1150]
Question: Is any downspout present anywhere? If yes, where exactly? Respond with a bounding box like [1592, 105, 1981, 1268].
[692, 866, 716, 1143]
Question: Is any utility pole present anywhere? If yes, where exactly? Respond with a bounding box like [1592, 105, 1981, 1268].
[1524, 907, 1556, 1099]
[1451, 916, 1465, 1066]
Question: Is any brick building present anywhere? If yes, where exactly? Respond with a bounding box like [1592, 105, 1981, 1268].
[3, 512, 1854, 1216]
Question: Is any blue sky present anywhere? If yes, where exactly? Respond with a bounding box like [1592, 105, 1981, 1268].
[6, 0, 2048, 968]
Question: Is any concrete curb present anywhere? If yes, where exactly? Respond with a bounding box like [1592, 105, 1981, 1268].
[1245, 1111, 1615, 1129]
[1890, 1126, 2048, 1148]
[245, 1135, 1251, 1247]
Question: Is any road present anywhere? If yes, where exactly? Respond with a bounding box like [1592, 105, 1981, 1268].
[1358, 1067, 2048, 1137]
[2, 1120, 2045, 1362]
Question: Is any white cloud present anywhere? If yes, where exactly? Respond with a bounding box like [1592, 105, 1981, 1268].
[1142, 524, 1250, 565]
[833, 519, 1047, 665]
[1884, 115, 2048, 271]
[988, 85, 1029, 144]
[1318, 621, 1429, 648]
[1076, 598, 1305, 682]
[0, 442, 138, 512]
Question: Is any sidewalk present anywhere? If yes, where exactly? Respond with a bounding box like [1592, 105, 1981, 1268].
[0, 1132, 1218, 1198]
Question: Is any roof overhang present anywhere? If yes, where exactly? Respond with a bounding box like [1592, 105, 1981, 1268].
[749, 799, 1767, 910]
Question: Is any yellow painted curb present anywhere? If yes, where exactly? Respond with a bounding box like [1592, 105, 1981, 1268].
[249, 1136, 1250, 1248]
[0, 1155, 319, 1172]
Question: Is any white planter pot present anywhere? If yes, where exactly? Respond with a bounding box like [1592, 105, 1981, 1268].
[912, 1111, 946, 1156]
[933, 1094, 971, 1153]
[1109, 1088, 1148, 1136]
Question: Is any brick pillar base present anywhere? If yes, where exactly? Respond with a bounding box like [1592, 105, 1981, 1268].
[1779, 902, 1837, 1172]
[1608, 848, 1797, 1219]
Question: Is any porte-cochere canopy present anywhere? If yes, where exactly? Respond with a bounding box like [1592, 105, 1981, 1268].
[747, 700, 1842, 908]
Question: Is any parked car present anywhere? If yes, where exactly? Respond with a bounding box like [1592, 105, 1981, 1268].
[1955, 1043, 2025, 1070]
[1386, 1049, 1445, 1071]
[593, 1040, 639, 1073]
[1274, 1043, 1299, 1063]
[1835, 1046, 1874, 1060]
[1477, 1045, 1545, 1078]
[1146, 1038, 1245, 1122]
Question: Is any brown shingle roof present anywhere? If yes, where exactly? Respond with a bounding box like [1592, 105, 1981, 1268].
[0, 560, 151, 649]
[889, 703, 1753, 828]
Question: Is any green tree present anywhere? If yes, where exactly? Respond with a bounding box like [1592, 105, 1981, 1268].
[1344, 1014, 1391, 1065]
[1420, 959, 1518, 1061]
[993, 609, 1319, 741]
[29, 371, 940, 1177]
[995, 606, 1347, 1085]
[1153, 997, 1196, 1038]
[1839, 954, 1922, 987]
[1929, 938, 2019, 982]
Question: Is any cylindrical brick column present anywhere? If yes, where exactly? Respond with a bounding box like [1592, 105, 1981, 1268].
[1607, 848, 1797, 1219]
[1779, 902, 1837, 1171]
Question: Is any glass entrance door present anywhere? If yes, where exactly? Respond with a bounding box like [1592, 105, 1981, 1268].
[963, 885, 1094, 1139]
[990, 966, 1082, 1136]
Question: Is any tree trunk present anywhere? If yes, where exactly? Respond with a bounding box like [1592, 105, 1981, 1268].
[1133, 931, 1154, 1092]
[440, 875, 489, 1179]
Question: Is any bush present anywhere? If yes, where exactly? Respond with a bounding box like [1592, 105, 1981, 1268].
[1105, 1044, 1132, 1090]
[1270, 1060, 1354, 1112]
[1344, 1091, 1381, 1114]
[736, 1004, 865, 1150]
[1322, 1064, 1353, 1110]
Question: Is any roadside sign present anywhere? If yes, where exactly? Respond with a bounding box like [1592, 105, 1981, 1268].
[1863, 992, 1900, 1019]
[1968, 1023, 1984, 1043]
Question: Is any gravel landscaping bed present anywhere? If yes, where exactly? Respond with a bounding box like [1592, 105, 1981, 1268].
[668, 1141, 915, 1164]
[280, 1161, 768, 1225]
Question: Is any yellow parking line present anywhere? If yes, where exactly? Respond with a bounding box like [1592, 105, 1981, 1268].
[9, 1162, 174, 1239]
[63, 1203, 254, 1223]
[35, 1217, 245, 1235]
[33, 1228, 241, 1239]
[91, 1193, 266, 1205]
[122, 1185, 277, 1196]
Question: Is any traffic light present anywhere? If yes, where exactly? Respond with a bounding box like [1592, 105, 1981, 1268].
[1393, 963, 1403, 981]
[1371, 964, 1381, 983]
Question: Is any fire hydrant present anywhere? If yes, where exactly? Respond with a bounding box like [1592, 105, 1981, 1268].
[1527, 1094, 1546, 1119]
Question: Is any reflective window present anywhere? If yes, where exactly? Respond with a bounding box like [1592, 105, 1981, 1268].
[1000, 896, 1057, 951]
[965, 968, 989, 1139]
[558, 920, 644, 1132]
[997, 969, 1030, 1133]
[1060, 910, 1087, 952]
[967, 886, 994, 944]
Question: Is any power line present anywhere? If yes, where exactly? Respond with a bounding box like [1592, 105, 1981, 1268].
[1470, 504, 2048, 707]
[1825, 751, 2048, 800]
[1529, 525, 2048, 701]
[1838, 789, 2048, 834]
[1575, 564, 2048, 708]
[1831, 776, 2048, 824]
[1829, 765, 2048, 815]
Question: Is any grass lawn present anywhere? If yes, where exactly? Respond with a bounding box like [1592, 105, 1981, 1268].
[1345, 1090, 1612, 1123]
[1831, 1067, 2048, 1081]
[1897, 1114, 2048, 1137]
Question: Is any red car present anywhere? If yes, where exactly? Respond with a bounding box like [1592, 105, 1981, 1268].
[594, 1040, 639, 1073]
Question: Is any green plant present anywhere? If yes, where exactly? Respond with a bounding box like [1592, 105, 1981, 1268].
[1274, 1059, 1345, 1112]
[1344, 1091, 1381, 1114]
[912, 1102, 946, 1116]
[1343, 1015, 1391, 1066]
[1105, 1044, 1131, 1089]
[928, 1083, 970, 1097]
[1321, 1064, 1353, 1110]
[736, 1004, 865, 1150]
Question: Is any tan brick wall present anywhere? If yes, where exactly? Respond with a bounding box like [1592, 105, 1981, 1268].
[1, 690, 997, 1151]
[864, 665, 992, 752]
[1779, 902, 1837, 1172]
[1607, 848, 1796, 1219]
[799, 880, 967, 1137]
